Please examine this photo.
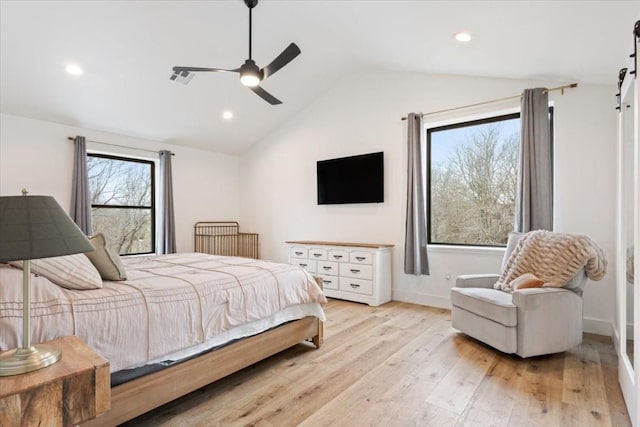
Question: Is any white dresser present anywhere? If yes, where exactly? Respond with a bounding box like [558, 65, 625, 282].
[286, 240, 393, 306]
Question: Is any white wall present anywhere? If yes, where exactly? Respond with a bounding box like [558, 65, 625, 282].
[0, 113, 241, 252]
[0, 71, 618, 335]
[239, 70, 617, 335]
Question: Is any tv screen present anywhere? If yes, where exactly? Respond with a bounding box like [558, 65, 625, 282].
[317, 152, 384, 205]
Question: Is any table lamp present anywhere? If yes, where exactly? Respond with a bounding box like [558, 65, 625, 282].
[0, 190, 95, 376]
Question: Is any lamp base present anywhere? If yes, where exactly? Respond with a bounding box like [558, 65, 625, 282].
[0, 345, 61, 376]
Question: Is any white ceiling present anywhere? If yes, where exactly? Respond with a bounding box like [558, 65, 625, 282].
[1, 1, 638, 155]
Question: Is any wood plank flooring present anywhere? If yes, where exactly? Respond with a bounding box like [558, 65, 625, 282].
[121, 299, 631, 427]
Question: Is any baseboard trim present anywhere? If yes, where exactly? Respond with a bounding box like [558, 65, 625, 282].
[612, 325, 621, 354]
[392, 290, 613, 336]
[583, 317, 613, 336]
[391, 290, 450, 310]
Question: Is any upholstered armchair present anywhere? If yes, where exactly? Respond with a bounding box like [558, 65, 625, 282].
[450, 231, 604, 358]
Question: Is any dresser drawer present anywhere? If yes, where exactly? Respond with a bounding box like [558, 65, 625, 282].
[328, 249, 349, 262]
[317, 261, 339, 276]
[309, 248, 328, 260]
[340, 277, 373, 295]
[340, 263, 373, 280]
[292, 259, 317, 274]
[318, 274, 339, 290]
[349, 251, 373, 265]
[290, 247, 308, 259]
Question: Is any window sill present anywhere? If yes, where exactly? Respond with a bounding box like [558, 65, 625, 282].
[427, 245, 505, 256]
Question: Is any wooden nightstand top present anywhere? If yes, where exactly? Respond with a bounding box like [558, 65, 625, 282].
[0, 335, 110, 426]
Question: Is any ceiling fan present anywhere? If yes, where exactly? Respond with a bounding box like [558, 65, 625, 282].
[170, 0, 301, 105]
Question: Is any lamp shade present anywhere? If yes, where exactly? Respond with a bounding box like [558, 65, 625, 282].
[0, 195, 95, 262]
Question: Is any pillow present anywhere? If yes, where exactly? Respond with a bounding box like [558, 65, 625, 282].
[501, 232, 525, 271]
[510, 273, 544, 290]
[85, 233, 127, 281]
[10, 253, 103, 290]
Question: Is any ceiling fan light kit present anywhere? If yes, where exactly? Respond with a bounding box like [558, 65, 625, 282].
[170, 0, 300, 105]
[239, 60, 261, 87]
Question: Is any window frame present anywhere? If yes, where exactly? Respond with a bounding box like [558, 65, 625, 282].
[425, 107, 554, 248]
[87, 152, 156, 255]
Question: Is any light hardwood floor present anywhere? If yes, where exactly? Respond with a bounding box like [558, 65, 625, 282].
[122, 299, 631, 427]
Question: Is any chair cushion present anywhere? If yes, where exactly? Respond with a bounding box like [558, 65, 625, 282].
[451, 287, 517, 327]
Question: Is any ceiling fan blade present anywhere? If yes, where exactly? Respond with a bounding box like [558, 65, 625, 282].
[172, 66, 240, 73]
[261, 43, 301, 79]
[249, 85, 282, 105]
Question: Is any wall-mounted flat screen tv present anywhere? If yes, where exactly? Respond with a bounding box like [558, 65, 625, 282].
[317, 152, 384, 205]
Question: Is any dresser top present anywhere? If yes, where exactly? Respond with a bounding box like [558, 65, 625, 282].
[286, 240, 394, 248]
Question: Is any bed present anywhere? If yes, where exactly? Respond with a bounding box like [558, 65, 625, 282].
[0, 252, 326, 425]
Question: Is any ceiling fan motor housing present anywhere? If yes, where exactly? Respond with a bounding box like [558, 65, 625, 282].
[239, 59, 262, 86]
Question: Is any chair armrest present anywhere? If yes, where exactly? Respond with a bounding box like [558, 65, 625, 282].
[511, 287, 579, 305]
[511, 287, 583, 358]
[455, 274, 500, 289]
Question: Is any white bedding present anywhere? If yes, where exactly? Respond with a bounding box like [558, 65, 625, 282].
[0, 253, 326, 372]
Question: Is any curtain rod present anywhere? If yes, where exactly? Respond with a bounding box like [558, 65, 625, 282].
[67, 137, 175, 156]
[400, 83, 578, 121]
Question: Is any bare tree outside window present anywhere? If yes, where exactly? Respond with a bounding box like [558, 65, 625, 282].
[428, 114, 520, 246]
[87, 154, 155, 255]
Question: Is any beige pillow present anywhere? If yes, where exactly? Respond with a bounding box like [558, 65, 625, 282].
[510, 273, 544, 290]
[10, 253, 103, 290]
[85, 233, 127, 281]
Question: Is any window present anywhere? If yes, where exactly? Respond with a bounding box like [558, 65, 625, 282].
[427, 109, 553, 247]
[87, 153, 155, 255]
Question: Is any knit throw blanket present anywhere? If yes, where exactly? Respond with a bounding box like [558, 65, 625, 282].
[494, 230, 607, 292]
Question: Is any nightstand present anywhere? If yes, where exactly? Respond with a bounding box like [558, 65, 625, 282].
[0, 336, 110, 427]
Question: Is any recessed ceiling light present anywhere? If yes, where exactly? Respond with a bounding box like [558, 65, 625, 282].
[454, 32, 472, 43]
[65, 64, 84, 76]
[222, 111, 233, 120]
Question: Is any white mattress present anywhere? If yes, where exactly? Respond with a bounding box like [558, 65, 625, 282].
[0, 253, 326, 372]
[143, 302, 324, 368]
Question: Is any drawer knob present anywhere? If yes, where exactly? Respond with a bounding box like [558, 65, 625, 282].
[350, 269, 360, 274]
[295, 252, 303, 255]
[324, 280, 332, 284]
[300, 263, 307, 267]
[333, 255, 343, 259]
[313, 254, 321, 257]
[323, 266, 331, 270]
[355, 256, 365, 261]
[350, 283, 360, 288]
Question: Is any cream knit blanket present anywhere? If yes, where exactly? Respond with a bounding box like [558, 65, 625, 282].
[494, 230, 607, 292]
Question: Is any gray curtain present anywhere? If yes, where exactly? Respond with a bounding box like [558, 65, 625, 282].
[404, 113, 429, 275]
[515, 88, 553, 232]
[158, 150, 176, 254]
[70, 135, 92, 235]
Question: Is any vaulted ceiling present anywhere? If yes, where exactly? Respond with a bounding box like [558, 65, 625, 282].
[1, 1, 637, 154]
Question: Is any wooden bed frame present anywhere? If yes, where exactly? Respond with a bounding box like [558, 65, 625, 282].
[81, 316, 322, 426]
